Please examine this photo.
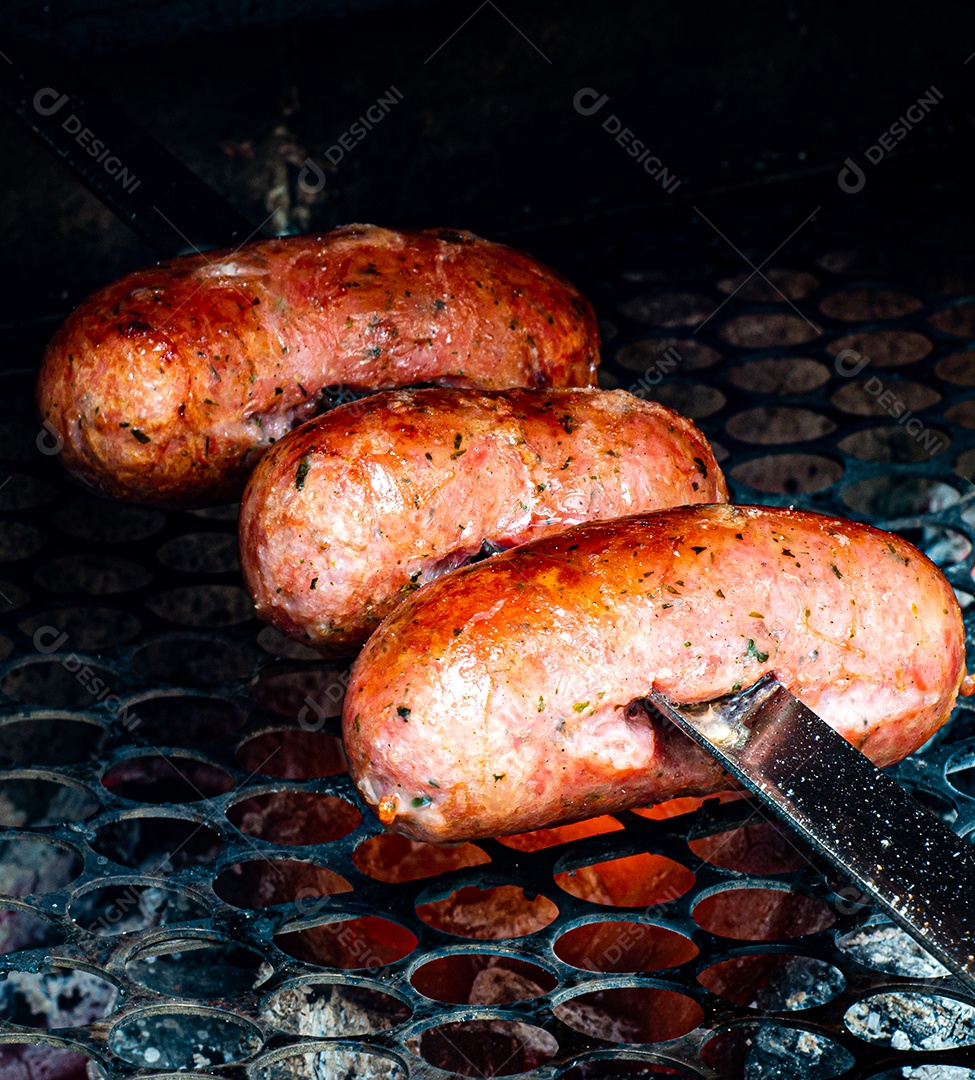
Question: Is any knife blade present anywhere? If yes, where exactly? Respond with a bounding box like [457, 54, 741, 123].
[0, 35, 260, 256]
[648, 674, 975, 994]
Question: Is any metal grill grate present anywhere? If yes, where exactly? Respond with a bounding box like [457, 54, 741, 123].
[3, 172, 975, 1079]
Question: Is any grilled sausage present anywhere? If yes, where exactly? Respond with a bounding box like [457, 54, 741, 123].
[36, 225, 598, 507]
[239, 387, 728, 653]
[343, 505, 970, 842]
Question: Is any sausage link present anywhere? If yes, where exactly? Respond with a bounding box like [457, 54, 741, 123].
[37, 225, 598, 506]
[343, 505, 969, 841]
[239, 387, 727, 653]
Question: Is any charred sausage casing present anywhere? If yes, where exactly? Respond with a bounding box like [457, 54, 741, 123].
[343, 505, 969, 842]
[239, 387, 728, 653]
[37, 225, 599, 506]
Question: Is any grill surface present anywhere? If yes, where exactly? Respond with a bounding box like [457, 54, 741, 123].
[2, 164, 975, 1079]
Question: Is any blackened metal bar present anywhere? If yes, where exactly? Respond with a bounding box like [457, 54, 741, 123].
[649, 674, 975, 995]
[0, 36, 260, 256]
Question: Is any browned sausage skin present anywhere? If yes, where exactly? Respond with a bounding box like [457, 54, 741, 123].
[239, 387, 728, 653]
[343, 505, 970, 842]
[36, 225, 598, 507]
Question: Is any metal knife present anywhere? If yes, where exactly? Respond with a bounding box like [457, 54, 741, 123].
[649, 674, 975, 994]
[0, 35, 260, 256]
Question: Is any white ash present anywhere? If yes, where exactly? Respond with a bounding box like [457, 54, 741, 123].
[845, 992, 975, 1050]
[741, 1024, 852, 1079]
[837, 923, 949, 979]
[751, 956, 845, 1011]
[262, 982, 405, 1037]
[0, 783, 93, 828]
[0, 969, 117, 1028]
[110, 1011, 261, 1070]
[0, 835, 76, 898]
[250, 1046, 405, 1080]
[921, 525, 971, 567]
[898, 1067, 975, 1078]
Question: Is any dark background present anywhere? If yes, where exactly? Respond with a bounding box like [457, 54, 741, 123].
[1, 0, 974, 327]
